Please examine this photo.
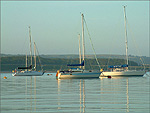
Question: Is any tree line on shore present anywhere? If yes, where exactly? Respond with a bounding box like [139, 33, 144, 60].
[1, 55, 141, 72]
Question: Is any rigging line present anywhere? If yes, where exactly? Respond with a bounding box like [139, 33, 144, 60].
[88, 59, 93, 70]
[83, 18, 101, 70]
[21, 35, 28, 55]
[107, 17, 123, 70]
[34, 43, 43, 71]
[126, 19, 145, 70]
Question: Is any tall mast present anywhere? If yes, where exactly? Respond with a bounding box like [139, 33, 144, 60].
[81, 14, 85, 70]
[34, 42, 36, 71]
[29, 26, 32, 66]
[26, 52, 28, 71]
[123, 6, 128, 69]
[78, 34, 82, 68]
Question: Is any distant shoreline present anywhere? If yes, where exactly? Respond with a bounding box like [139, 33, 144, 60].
[0, 71, 12, 73]
[0, 71, 56, 73]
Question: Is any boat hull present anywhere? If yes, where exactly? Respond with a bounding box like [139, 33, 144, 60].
[100, 70, 145, 77]
[12, 71, 44, 76]
[56, 71, 101, 79]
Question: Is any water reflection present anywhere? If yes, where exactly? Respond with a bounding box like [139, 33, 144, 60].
[126, 78, 129, 113]
[80, 80, 85, 113]
[1, 73, 149, 113]
[57, 79, 61, 110]
[57, 79, 86, 113]
[25, 76, 37, 112]
[56, 78, 130, 113]
[100, 77, 130, 112]
[34, 76, 36, 111]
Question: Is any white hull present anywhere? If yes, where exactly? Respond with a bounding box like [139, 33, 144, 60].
[12, 71, 44, 76]
[100, 70, 145, 77]
[56, 70, 101, 79]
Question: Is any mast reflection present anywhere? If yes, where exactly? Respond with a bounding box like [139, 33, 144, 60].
[25, 76, 37, 112]
[57, 79, 86, 112]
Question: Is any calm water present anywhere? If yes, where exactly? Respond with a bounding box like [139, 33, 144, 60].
[1, 72, 150, 113]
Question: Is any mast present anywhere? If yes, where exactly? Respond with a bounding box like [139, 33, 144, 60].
[26, 53, 28, 71]
[123, 6, 128, 70]
[34, 42, 36, 71]
[78, 34, 82, 68]
[29, 26, 32, 66]
[81, 14, 85, 70]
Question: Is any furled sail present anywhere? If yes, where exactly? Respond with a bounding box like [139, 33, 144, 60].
[18, 65, 32, 69]
[108, 64, 128, 69]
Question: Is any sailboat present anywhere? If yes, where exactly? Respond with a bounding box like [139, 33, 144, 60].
[12, 27, 44, 76]
[56, 14, 101, 79]
[100, 6, 145, 77]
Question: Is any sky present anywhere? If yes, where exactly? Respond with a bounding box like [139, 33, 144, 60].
[1, 1, 149, 57]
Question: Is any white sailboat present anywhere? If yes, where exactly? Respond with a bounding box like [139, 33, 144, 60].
[12, 27, 44, 76]
[100, 6, 145, 77]
[56, 14, 101, 79]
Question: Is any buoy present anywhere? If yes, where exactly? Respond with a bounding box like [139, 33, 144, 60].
[107, 76, 111, 78]
[4, 76, 7, 79]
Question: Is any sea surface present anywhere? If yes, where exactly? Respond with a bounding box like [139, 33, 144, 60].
[1, 72, 150, 113]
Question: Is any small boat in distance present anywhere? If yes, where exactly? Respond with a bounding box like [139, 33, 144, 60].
[56, 14, 101, 79]
[100, 6, 145, 77]
[12, 27, 44, 76]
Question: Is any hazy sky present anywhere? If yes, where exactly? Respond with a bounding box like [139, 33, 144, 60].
[1, 1, 149, 57]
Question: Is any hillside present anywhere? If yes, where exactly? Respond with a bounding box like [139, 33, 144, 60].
[40, 54, 149, 65]
[1, 55, 147, 72]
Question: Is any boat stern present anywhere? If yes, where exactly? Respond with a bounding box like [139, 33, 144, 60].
[12, 73, 16, 76]
[56, 70, 61, 79]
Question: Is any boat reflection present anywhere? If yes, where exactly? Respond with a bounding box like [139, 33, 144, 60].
[100, 77, 129, 112]
[25, 76, 37, 112]
[80, 80, 85, 113]
[126, 78, 129, 113]
[57, 79, 85, 113]
[57, 77, 130, 112]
